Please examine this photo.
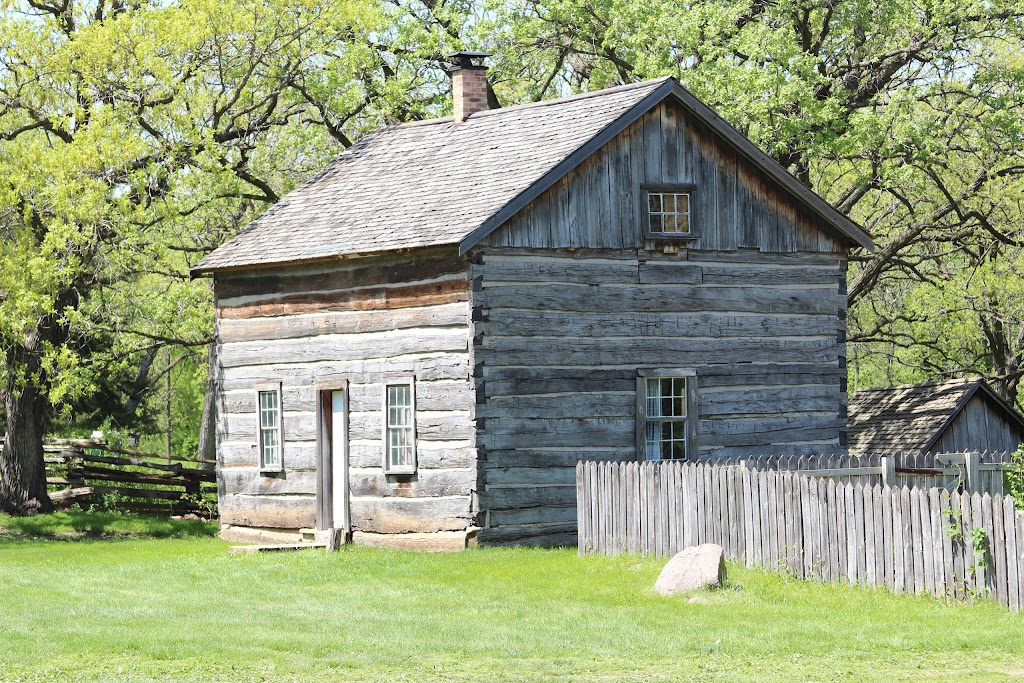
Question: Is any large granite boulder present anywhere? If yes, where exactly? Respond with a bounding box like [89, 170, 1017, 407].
[654, 544, 726, 596]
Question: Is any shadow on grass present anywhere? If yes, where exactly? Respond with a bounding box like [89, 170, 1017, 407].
[0, 510, 218, 541]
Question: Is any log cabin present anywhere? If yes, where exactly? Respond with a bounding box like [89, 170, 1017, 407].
[192, 53, 875, 549]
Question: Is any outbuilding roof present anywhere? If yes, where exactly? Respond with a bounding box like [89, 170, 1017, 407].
[194, 77, 874, 275]
[847, 378, 1024, 454]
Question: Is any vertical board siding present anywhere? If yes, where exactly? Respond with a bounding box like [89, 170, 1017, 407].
[579, 460, 1024, 609]
[934, 394, 1024, 456]
[482, 101, 846, 254]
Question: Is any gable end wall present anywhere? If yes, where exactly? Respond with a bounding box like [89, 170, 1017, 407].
[933, 394, 1024, 455]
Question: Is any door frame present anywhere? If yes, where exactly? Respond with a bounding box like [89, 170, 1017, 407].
[315, 378, 349, 536]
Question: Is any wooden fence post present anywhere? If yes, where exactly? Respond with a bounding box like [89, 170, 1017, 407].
[964, 452, 981, 493]
[881, 456, 896, 489]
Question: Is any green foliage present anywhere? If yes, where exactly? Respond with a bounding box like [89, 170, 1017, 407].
[0, 541, 1022, 681]
[971, 526, 992, 570]
[1006, 445, 1024, 508]
[0, 0, 470, 458]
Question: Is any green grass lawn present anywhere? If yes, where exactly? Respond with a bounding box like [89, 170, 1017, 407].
[1, 512, 1023, 683]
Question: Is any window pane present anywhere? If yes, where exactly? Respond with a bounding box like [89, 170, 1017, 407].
[648, 193, 662, 212]
[671, 421, 687, 460]
[645, 422, 660, 461]
[649, 213, 662, 232]
[646, 378, 662, 417]
[677, 212, 690, 233]
[677, 193, 689, 213]
[259, 391, 279, 429]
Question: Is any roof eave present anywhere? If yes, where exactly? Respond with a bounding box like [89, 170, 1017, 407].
[191, 244, 463, 278]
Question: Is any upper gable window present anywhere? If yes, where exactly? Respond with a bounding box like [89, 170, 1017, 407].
[644, 186, 695, 238]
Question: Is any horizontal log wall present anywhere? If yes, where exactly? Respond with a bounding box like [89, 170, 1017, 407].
[214, 249, 477, 538]
[471, 248, 847, 546]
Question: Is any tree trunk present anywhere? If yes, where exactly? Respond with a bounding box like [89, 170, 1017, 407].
[196, 341, 218, 471]
[0, 342, 53, 515]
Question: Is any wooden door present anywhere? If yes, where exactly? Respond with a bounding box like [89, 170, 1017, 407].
[317, 386, 349, 537]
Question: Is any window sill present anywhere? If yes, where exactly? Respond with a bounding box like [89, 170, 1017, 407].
[259, 467, 285, 476]
[384, 467, 417, 476]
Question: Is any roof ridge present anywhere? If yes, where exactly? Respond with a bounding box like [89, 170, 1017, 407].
[852, 377, 980, 395]
[379, 77, 673, 132]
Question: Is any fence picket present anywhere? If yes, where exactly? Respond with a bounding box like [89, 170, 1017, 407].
[982, 493, 996, 597]
[891, 487, 904, 592]
[939, 490, 954, 600]
[992, 493, 1007, 605]
[846, 483, 858, 584]
[688, 458, 696, 548]
[863, 485, 876, 586]
[785, 473, 800, 577]
[768, 470, 782, 570]
[1004, 497, 1019, 611]
[909, 488, 924, 594]
[825, 479, 837, 582]
[970, 492, 987, 598]
[835, 481, 848, 583]
[919, 487, 936, 595]
[1016, 509, 1024, 609]
[743, 467, 755, 567]
[926, 489, 942, 596]
[801, 476, 814, 579]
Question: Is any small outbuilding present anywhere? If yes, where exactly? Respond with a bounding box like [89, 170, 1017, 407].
[848, 378, 1024, 456]
[193, 54, 874, 548]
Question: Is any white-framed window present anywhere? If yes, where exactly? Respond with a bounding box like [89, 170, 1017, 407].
[256, 382, 283, 471]
[383, 378, 416, 474]
[637, 369, 696, 461]
[645, 187, 694, 236]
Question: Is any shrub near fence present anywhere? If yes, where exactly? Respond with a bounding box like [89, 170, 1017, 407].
[577, 460, 1024, 610]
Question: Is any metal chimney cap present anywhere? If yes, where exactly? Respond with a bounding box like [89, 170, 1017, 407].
[447, 51, 492, 69]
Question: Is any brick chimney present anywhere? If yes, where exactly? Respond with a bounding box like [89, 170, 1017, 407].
[449, 51, 492, 121]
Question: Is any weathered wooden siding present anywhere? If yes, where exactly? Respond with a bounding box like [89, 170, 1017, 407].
[213, 249, 477, 540]
[934, 395, 1024, 455]
[481, 100, 844, 254]
[470, 247, 847, 546]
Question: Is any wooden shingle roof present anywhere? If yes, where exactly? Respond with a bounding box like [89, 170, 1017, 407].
[847, 378, 1024, 454]
[194, 77, 873, 274]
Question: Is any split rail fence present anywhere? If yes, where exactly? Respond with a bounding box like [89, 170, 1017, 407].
[577, 459, 1024, 610]
[42, 439, 217, 517]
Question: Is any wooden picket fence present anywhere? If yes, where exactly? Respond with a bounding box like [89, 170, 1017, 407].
[577, 460, 1024, 609]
